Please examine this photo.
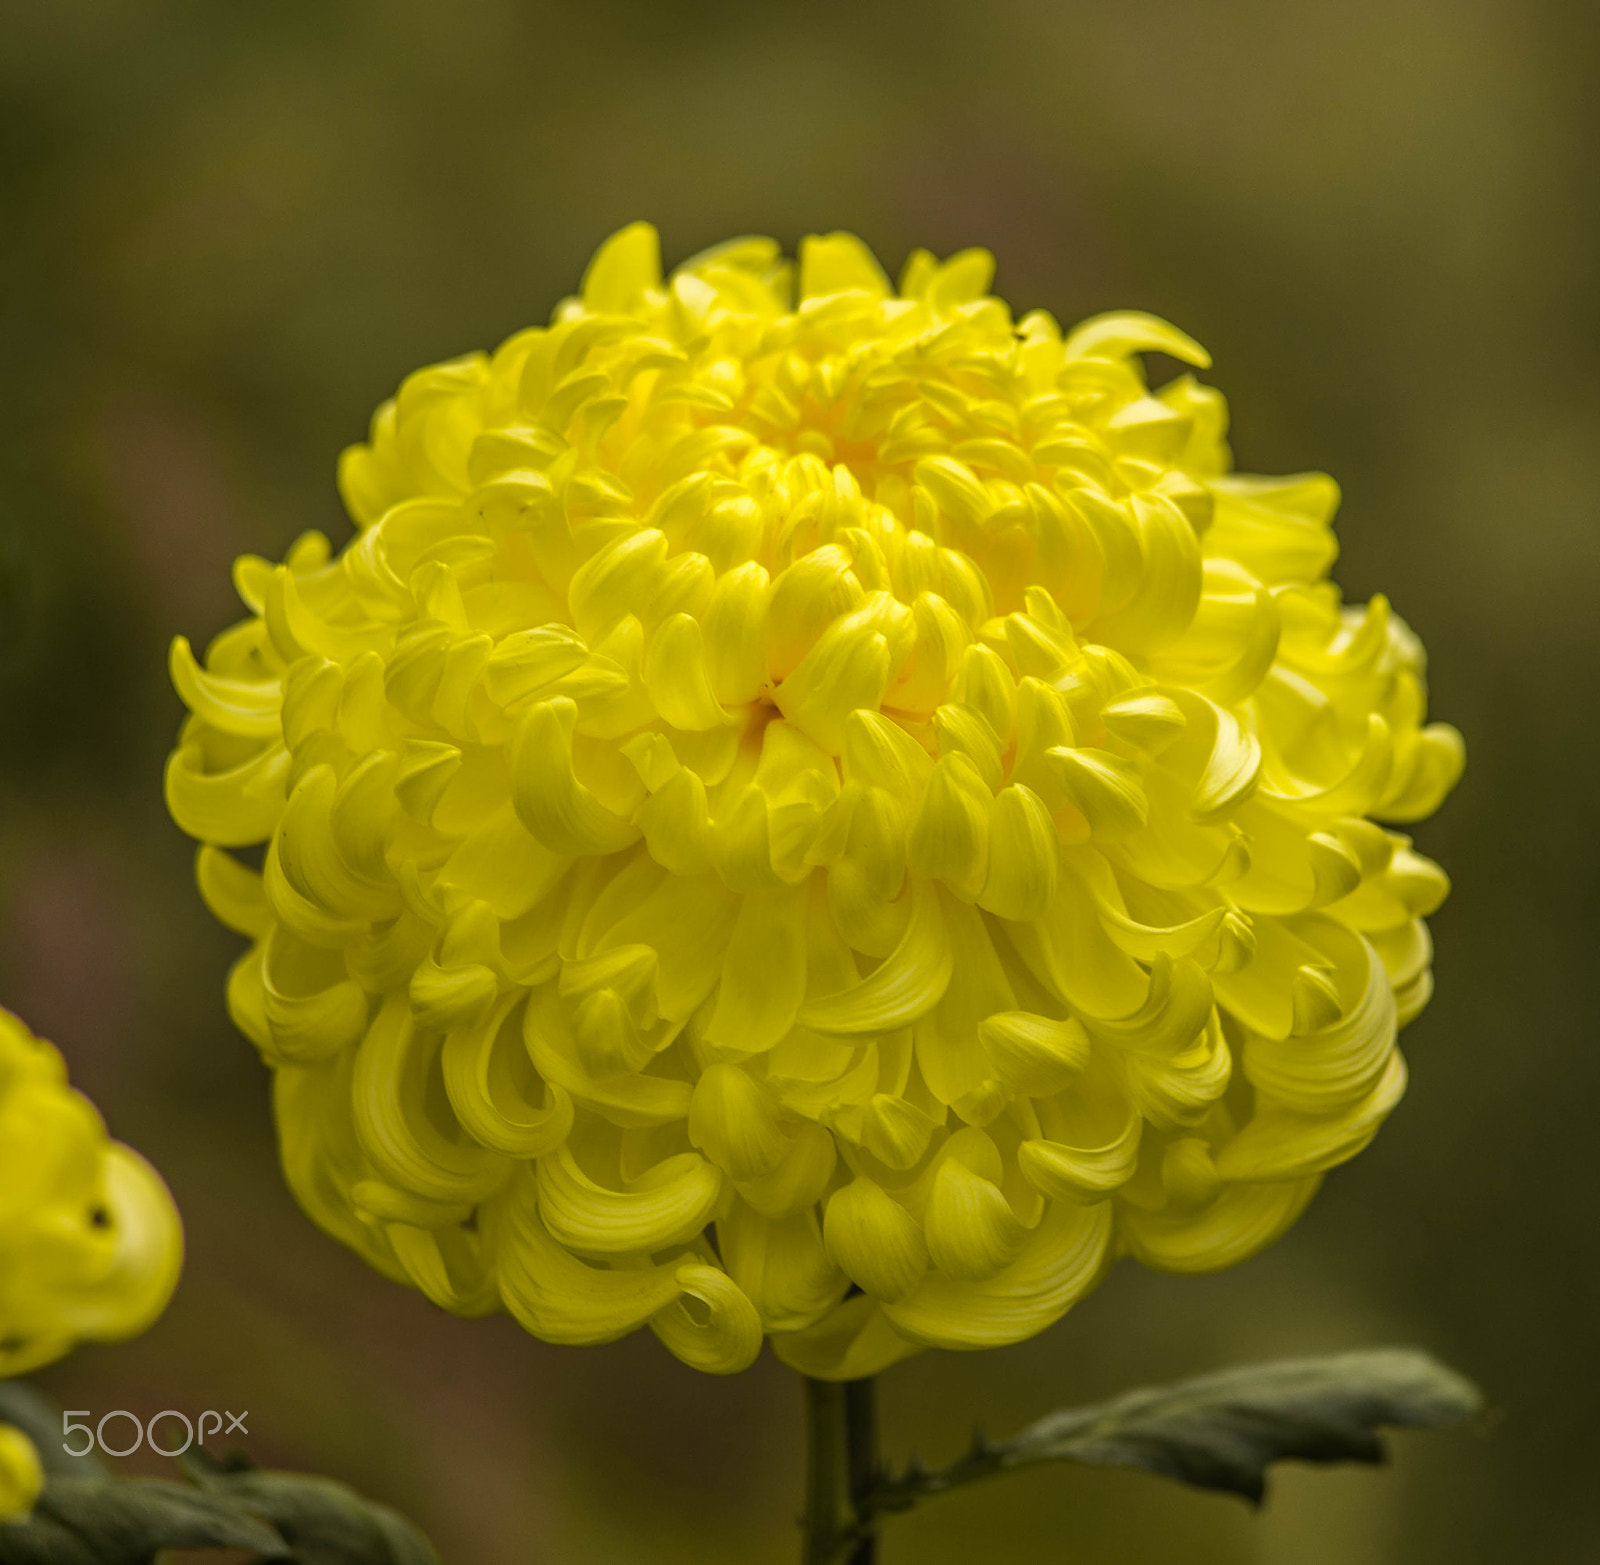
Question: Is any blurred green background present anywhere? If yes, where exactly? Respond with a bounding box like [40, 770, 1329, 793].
[1, 1, 1595, 1560]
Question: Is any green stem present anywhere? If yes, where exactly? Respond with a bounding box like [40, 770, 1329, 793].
[844, 1378, 879, 1565]
[801, 1377, 880, 1565]
[802, 1379, 843, 1565]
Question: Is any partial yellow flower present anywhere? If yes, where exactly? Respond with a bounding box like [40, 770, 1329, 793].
[0, 1422, 42, 1522]
[0, 1010, 183, 1378]
[166, 225, 1461, 1378]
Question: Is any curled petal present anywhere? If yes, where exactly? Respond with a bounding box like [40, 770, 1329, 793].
[261, 939, 370, 1065]
[775, 609, 894, 754]
[1090, 493, 1204, 655]
[707, 885, 808, 1051]
[263, 836, 367, 949]
[800, 877, 953, 1035]
[170, 636, 282, 736]
[1101, 689, 1187, 752]
[1120, 1176, 1321, 1274]
[1219, 1050, 1407, 1182]
[907, 753, 991, 899]
[581, 221, 662, 314]
[568, 529, 668, 642]
[1005, 851, 1148, 1020]
[689, 1062, 793, 1179]
[442, 997, 574, 1157]
[915, 899, 1013, 1114]
[277, 765, 400, 922]
[981, 1012, 1090, 1097]
[1380, 722, 1465, 823]
[824, 1177, 930, 1302]
[352, 998, 508, 1203]
[385, 1221, 500, 1316]
[840, 709, 933, 804]
[644, 614, 730, 731]
[537, 1144, 722, 1255]
[523, 990, 693, 1127]
[1189, 702, 1263, 822]
[509, 698, 640, 855]
[1063, 311, 1211, 367]
[769, 1293, 924, 1381]
[884, 1200, 1114, 1350]
[980, 784, 1059, 921]
[924, 1156, 1028, 1281]
[165, 742, 289, 847]
[497, 1173, 755, 1368]
[717, 1200, 848, 1330]
[735, 1121, 837, 1218]
[1262, 714, 1394, 818]
[1204, 473, 1339, 585]
[196, 844, 270, 939]
[484, 625, 588, 707]
[702, 563, 772, 705]
[650, 1261, 765, 1375]
[1240, 925, 1397, 1112]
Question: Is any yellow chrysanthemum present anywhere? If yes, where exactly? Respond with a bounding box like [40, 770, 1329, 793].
[0, 1423, 42, 1522]
[0, 1009, 183, 1379]
[165, 225, 1460, 1378]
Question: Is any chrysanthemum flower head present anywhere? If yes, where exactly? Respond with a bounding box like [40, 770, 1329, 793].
[166, 224, 1461, 1377]
[0, 1010, 182, 1379]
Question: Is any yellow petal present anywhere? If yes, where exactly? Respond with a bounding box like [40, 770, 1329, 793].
[644, 613, 730, 731]
[1063, 311, 1211, 367]
[702, 562, 772, 704]
[717, 1199, 848, 1330]
[650, 1261, 765, 1374]
[823, 1178, 929, 1302]
[0, 1425, 42, 1521]
[536, 1144, 722, 1254]
[580, 221, 662, 315]
[884, 1200, 1112, 1349]
[980, 1012, 1090, 1097]
[441, 998, 573, 1158]
[706, 884, 808, 1052]
[508, 698, 639, 855]
[196, 845, 270, 939]
[688, 1063, 792, 1180]
[165, 741, 289, 847]
[1045, 747, 1149, 840]
[768, 1294, 924, 1380]
[924, 1153, 1027, 1281]
[352, 999, 507, 1203]
[798, 231, 891, 301]
[170, 636, 282, 736]
[800, 877, 952, 1034]
[1119, 1175, 1320, 1274]
[979, 785, 1059, 922]
[907, 753, 991, 900]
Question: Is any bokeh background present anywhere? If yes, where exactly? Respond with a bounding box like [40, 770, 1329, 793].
[1, 1, 1595, 1560]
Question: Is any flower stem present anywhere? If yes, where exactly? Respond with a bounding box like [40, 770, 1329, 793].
[844, 1378, 879, 1564]
[801, 1376, 879, 1564]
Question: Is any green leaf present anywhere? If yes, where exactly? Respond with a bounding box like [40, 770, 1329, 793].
[183, 1452, 438, 1565]
[0, 1384, 104, 1479]
[0, 1387, 438, 1565]
[0, 1475, 287, 1563]
[872, 1347, 1484, 1512]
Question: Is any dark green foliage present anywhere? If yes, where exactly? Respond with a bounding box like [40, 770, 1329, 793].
[0, 1389, 437, 1565]
[872, 1348, 1483, 1512]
